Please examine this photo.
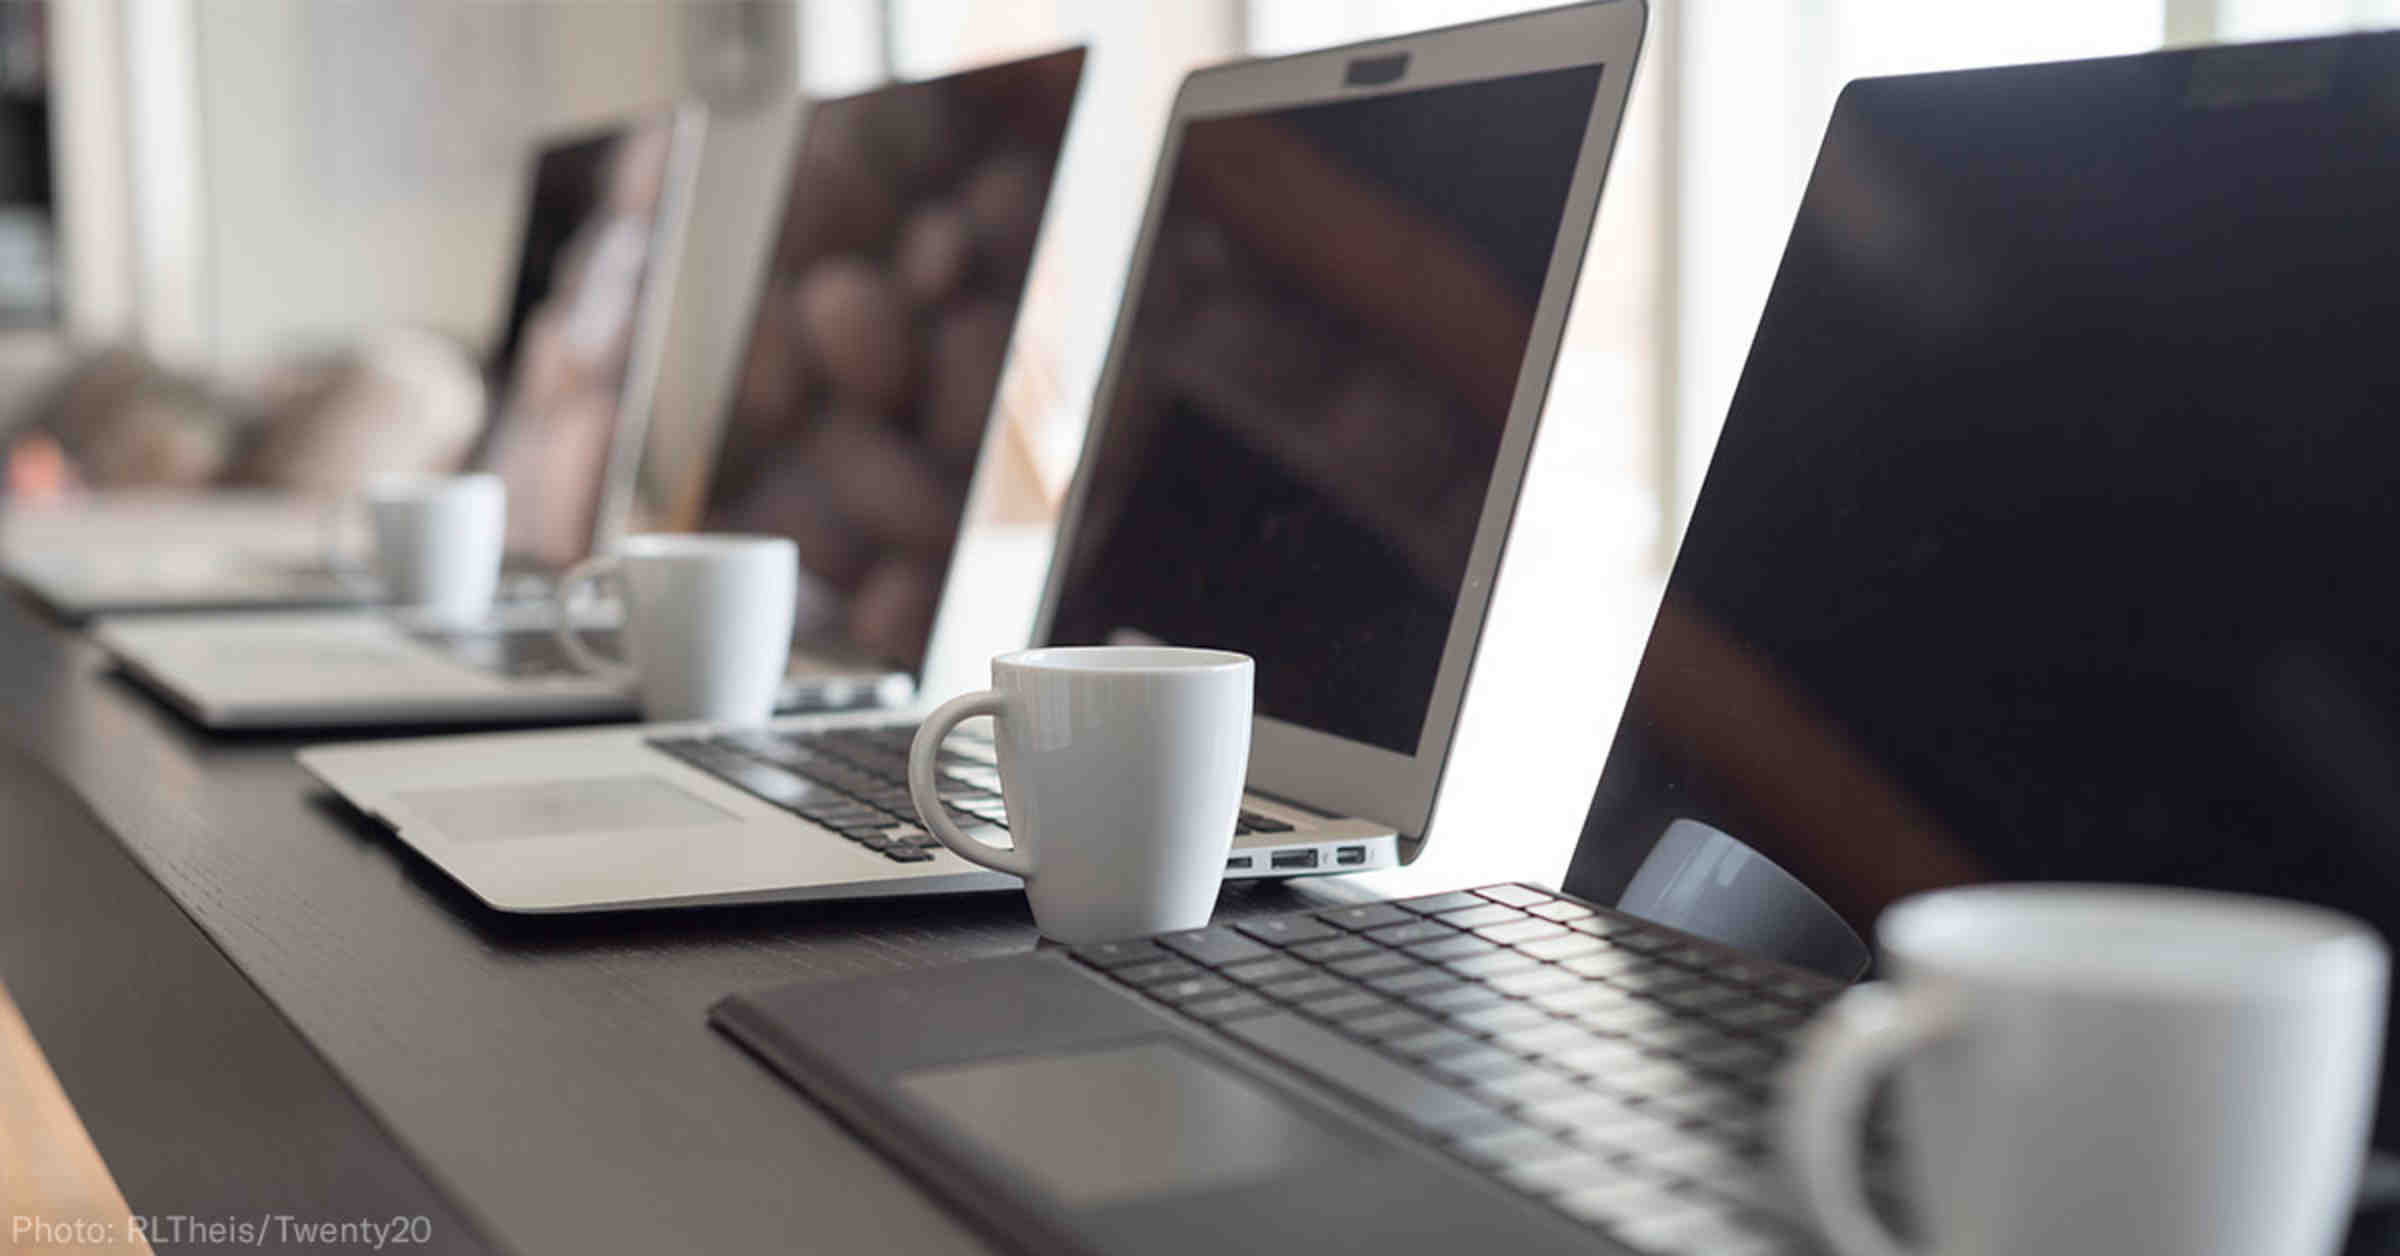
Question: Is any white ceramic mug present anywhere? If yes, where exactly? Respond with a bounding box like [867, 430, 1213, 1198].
[1784, 884, 2387, 1256]
[907, 647, 1254, 944]
[354, 472, 505, 624]
[552, 533, 797, 724]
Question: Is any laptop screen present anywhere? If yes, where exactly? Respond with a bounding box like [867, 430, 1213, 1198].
[1562, 35, 2400, 1142]
[696, 49, 1085, 676]
[1043, 63, 1604, 755]
[478, 112, 680, 570]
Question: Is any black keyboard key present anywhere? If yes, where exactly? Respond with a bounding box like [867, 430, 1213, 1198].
[1071, 939, 1168, 969]
[1431, 1047, 1532, 1083]
[1221, 1013, 1493, 1130]
[1290, 935, 1381, 963]
[1405, 934, 1499, 962]
[1114, 958, 1206, 987]
[1471, 1068, 1584, 1109]
[1489, 1020, 1607, 1058]
[1443, 950, 1542, 979]
[1406, 983, 1508, 1015]
[1259, 973, 1351, 1003]
[1181, 992, 1276, 1023]
[1364, 919, 1457, 947]
[1528, 983, 1639, 1018]
[1486, 967, 1584, 998]
[1157, 927, 1274, 968]
[1221, 956, 1312, 986]
[1477, 919, 1570, 946]
[1314, 903, 1417, 931]
[1394, 892, 1490, 915]
[1475, 884, 1555, 908]
[1520, 1091, 1658, 1140]
[1148, 975, 1237, 1005]
[1560, 949, 1656, 980]
[1450, 1003, 1556, 1035]
[1362, 968, 1456, 997]
[1234, 915, 1341, 946]
[1237, 808, 1293, 833]
[1328, 951, 1421, 980]
[882, 847, 934, 863]
[1517, 933, 1608, 962]
[1437, 904, 1526, 929]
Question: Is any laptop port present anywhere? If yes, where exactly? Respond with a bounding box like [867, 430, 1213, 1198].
[1270, 849, 1319, 871]
[1335, 845, 1367, 866]
[1226, 856, 1254, 871]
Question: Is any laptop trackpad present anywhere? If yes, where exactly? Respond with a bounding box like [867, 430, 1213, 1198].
[398, 776, 737, 842]
[897, 1041, 1346, 1208]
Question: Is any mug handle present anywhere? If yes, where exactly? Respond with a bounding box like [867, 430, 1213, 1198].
[907, 690, 1031, 880]
[1783, 983, 1958, 1256]
[552, 554, 635, 686]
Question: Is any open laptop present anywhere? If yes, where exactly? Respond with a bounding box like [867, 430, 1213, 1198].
[299, 3, 1645, 911]
[705, 30, 2400, 1256]
[8, 108, 700, 621]
[96, 50, 1088, 730]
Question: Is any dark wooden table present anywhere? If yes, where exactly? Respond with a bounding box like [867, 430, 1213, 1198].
[0, 591, 1435, 1254]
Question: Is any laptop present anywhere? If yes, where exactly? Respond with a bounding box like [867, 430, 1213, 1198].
[8, 108, 701, 621]
[704, 30, 2400, 1256]
[297, 3, 1645, 911]
[96, 50, 1089, 730]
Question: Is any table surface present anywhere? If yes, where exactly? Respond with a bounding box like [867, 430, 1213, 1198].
[0, 589, 1469, 1255]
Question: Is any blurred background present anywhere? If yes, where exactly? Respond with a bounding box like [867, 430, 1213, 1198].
[5, 0, 2398, 880]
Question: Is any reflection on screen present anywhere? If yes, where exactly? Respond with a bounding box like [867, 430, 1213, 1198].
[479, 115, 677, 569]
[1043, 66, 1602, 754]
[699, 49, 1085, 674]
[1562, 36, 2400, 1144]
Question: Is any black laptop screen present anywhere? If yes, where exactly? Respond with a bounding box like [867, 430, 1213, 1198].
[478, 114, 678, 569]
[698, 49, 1085, 675]
[1562, 35, 2400, 1141]
[1044, 63, 1603, 754]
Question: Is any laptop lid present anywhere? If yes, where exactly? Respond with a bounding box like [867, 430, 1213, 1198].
[1562, 33, 2400, 1145]
[1032, 2, 1645, 840]
[691, 48, 1088, 684]
[474, 106, 701, 571]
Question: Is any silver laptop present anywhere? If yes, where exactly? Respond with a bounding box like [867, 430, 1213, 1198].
[10, 108, 702, 621]
[298, 10, 1642, 914]
[98, 50, 1089, 730]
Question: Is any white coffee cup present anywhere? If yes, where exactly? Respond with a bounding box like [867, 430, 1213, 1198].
[552, 533, 798, 724]
[1784, 884, 2387, 1256]
[906, 646, 1253, 945]
[358, 472, 505, 624]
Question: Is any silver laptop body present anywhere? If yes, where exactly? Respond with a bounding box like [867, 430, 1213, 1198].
[299, 7, 1643, 913]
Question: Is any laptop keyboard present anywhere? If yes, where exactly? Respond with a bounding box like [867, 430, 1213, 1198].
[648, 725, 1302, 863]
[1069, 884, 1866, 1255]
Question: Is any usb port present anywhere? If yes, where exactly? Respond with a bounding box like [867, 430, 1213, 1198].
[1270, 849, 1319, 871]
[1335, 845, 1367, 866]
[1226, 856, 1254, 870]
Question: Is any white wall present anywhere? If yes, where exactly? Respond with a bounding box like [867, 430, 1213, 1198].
[187, 1, 724, 373]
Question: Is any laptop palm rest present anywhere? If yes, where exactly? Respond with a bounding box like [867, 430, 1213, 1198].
[711, 954, 1609, 1256]
[396, 777, 735, 842]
